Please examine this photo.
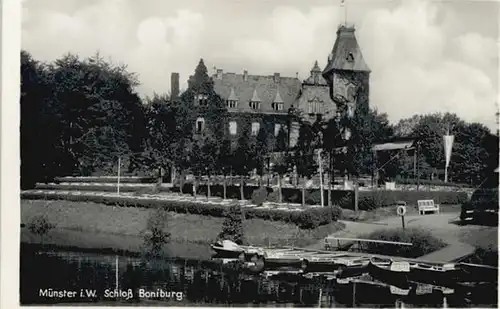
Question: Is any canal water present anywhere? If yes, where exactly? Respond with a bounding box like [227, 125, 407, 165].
[20, 244, 497, 307]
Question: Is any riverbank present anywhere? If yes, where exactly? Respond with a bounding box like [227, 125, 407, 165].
[21, 200, 344, 259]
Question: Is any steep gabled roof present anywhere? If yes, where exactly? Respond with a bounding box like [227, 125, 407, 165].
[323, 25, 370, 77]
[250, 88, 261, 102]
[273, 89, 284, 103]
[304, 60, 329, 86]
[227, 87, 238, 101]
[212, 72, 302, 114]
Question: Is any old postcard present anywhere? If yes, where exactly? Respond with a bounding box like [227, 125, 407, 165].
[12, 0, 499, 307]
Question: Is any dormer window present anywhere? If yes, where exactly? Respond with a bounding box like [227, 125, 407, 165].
[346, 52, 354, 62]
[249, 101, 260, 110]
[272, 102, 284, 111]
[196, 94, 208, 106]
[226, 100, 238, 108]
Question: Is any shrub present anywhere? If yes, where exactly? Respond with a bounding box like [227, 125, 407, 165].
[251, 187, 268, 206]
[27, 215, 55, 244]
[266, 190, 280, 203]
[331, 206, 343, 221]
[143, 207, 171, 258]
[305, 191, 322, 205]
[358, 227, 446, 258]
[218, 204, 246, 245]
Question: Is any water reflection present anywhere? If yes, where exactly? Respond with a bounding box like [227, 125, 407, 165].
[20, 244, 497, 307]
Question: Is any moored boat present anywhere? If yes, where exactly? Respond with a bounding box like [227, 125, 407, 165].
[407, 262, 460, 287]
[456, 262, 498, 283]
[211, 240, 245, 259]
[367, 257, 410, 290]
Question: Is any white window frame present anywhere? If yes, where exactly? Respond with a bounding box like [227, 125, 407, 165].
[274, 124, 281, 136]
[227, 100, 238, 108]
[249, 101, 260, 110]
[251, 122, 260, 136]
[229, 121, 237, 136]
[195, 117, 205, 133]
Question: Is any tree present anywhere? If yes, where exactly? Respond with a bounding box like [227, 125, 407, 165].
[322, 118, 343, 206]
[233, 121, 254, 200]
[294, 124, 318, 206]
[275, 126, 288, 152]
[21, 51, 59, 188]
[272, 152, 292, 204]
[218, 138, 233, 199]
[141, 94, 176, 180]
[218, 204, 246, 245]
[20, 51, 147, 185]
[254, 127, 269, 185]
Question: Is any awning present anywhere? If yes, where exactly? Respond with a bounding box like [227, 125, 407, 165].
[372, 140, 415, 152]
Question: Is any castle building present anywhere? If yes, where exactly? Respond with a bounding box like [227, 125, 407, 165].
[170, 25, 370, 149]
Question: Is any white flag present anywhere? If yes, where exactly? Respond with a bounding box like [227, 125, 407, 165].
[443, 135, 454, 169]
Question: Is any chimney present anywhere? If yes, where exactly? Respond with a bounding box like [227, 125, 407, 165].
[216, 69, 223, 80]
[171, 72, 179, 100]
[243, 70, 248, 81]
[274, 72, 280, 83]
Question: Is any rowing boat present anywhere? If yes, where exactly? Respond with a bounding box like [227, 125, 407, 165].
[367, 257, 410, 290]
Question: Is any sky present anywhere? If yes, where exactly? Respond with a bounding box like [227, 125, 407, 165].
[21, 0, 499, 130]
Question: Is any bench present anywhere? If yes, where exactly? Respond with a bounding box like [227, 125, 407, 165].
[418, 199, 440, 215]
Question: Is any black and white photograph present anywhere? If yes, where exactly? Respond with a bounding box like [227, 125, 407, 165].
[6, 0, 500, 307]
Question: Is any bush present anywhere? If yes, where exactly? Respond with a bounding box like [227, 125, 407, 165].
[359, 227, 446, 258]
[143, 207, 171, 258]
[266, 190, 280, 203]
[27, 215, 55, 244]
[251, 187, 268, 206]
[218, 204, 246, 245]
[331, 206, 343, 221]
[305, 191, 322, 205]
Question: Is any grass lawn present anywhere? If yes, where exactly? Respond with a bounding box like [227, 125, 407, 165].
[21, 200, 344, 258]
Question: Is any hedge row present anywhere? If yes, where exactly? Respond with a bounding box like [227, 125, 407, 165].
[395, 178, 471, 188]
[33, 182, 470, 210]
[20, 191, 340, 229]
[53, 176, 157, 184]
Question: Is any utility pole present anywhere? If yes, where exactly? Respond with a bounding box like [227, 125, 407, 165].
[117, 156, 121, 195]
[318, 149, 324, 207]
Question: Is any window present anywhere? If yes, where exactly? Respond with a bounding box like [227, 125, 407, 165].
[274, 124, 281, 136]
[343, 128, 351, 140]
[251, 122, 260, 136]
[226, 100, 238, 108]
[196, 94, 208, 106]
[272, 102, 284, 111]
[249, 101, 260, 110]
[229, 121, 237, 135]
[308, 99, 323, 114]
[346, 52, 354, 62]
[347, 103, 355, 118]
[195, 117, 205, 133]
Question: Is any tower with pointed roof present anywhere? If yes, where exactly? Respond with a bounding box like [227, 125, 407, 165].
[322, 25, 370, 118]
